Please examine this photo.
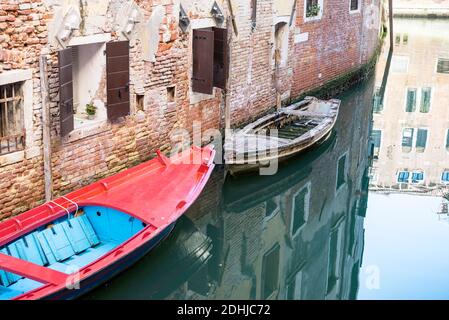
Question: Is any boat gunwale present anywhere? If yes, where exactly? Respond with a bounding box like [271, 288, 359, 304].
[224, 98, 341, 163]
[0, 146, 216, 300]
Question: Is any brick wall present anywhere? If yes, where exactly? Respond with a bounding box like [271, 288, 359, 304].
[0, 0, 381, 219]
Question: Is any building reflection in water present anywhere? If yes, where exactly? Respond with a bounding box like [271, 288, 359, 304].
[86, 80, 375, 300]
[370, 18, 449, 196]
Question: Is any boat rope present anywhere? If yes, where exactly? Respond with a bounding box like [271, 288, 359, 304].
[49, 200, 72, 221]
[61, 196, 79, 217]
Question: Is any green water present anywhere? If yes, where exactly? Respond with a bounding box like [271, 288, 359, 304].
[84, 77, 375, 300]
[85, 17, 449, 300]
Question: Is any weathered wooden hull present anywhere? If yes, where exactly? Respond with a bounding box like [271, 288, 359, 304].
[224, 97, 340, 175]
[226, 129, 333, 175]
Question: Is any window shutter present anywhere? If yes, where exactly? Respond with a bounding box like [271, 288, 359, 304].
[58, 48, 74, 137]
[213, 27, 228, 90]
[106, 41, 130, 121]
[192, 28, 214, 95]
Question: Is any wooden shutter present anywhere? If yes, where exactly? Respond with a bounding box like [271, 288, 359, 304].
[192, 28, 214, 95]
[213, 27, 228, 90]
[106, 41, 130, 121]
[58, 48, 74, 137]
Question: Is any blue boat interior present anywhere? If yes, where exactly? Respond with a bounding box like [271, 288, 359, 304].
[0, 206, 146, 300]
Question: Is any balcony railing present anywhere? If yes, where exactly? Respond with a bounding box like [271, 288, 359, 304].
[0, 131, 25, 156]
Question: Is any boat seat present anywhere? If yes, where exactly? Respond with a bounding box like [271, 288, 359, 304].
[61, 219, 90, 254]
[76, 215, 100, 247]
[4, 245, 22, 284]
[0, 249, 10, 287]
[37, 224, 75, 262]
[14, 233, 48, 266]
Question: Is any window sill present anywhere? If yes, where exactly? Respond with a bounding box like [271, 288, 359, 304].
[304, 15, 322, 23]
[0, 146, 40, 167]
[349, 9, 361, 15]
[64, 120, 111, 144]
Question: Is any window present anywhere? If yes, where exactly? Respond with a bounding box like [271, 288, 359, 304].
[336, 154, 347, 190]
[411, 171, 424, 184]
[403, 34, 409, 45]
[0, 82, 25, 155]
[397, 171, 410, 183]
[373, 87, 383, 113]
[191, 27, 228, 95]
[166, 86, 175, 103]
[402, 128, 414, 152]
[58, 39, 131, 137]
[437, 58, 449, 74]
[371, 130, 381, 158]
[406, 88, 417, 112]
[291, 184, 310, 236]
[442, 171, 449, 183]
[415, 129, 428, 152]
[261, 244, 280, 299]
[327, 227, 340, 293]
[305, 0, 322, 19]
[391, 56, 409, 73]
[350, 0, 360, 11]
[395, 34, 401, 45]
[420, 87, 431, 113]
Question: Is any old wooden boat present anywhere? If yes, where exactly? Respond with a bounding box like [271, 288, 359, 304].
[224, 97, 340, 174]
[0, 146, 215, 300]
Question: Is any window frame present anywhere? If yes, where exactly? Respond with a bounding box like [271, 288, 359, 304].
[415, 128, 428, 153]
[304, 0, 324, 22]
[349, 0, 361, 13]
[336, 152, 348, 193]
[419, 87, 432, 113]
[405, 87, 417, 113]
[0, 69, 36, 164]
[436, 57, 449, 74]
[290, 182, 311, 238]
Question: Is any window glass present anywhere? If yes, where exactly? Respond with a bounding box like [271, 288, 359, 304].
[420, 87, 431, 113]
[406, 88, 417, 112]
[416, 129, 428, 152]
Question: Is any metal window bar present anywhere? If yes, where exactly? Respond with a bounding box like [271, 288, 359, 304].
[0, 83, 25, 155]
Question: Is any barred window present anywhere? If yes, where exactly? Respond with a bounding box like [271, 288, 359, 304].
[350, 0, 359, 11]
[0, 82, 25, 155]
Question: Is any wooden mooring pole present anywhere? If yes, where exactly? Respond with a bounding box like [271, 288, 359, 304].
[39, 55, 53, 202]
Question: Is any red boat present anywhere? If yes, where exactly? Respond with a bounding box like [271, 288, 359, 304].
[0, 146, 215, 300]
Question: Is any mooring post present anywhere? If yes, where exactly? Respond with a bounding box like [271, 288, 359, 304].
[39, 55, 53, 202]
[389, 0, 394, 49]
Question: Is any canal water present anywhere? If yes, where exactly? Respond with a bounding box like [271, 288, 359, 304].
[85, 17, 449, 300]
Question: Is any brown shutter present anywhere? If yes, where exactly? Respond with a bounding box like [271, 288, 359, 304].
[213, 27, 228, 90]
[58, 48, 74, 136]
[106, 41, 130, 121]
[192, 28, 214, 95]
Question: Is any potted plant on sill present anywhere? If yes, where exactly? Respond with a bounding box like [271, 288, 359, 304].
[306, 4, 320, 18]
[85, 103, 97, 120]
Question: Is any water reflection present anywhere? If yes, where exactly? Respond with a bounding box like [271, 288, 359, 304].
[86, 78, 375, 300]
[370, 17, 449, 193]
[360, 17, 449, 300]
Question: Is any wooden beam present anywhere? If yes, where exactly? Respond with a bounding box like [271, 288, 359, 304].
[0, 253, 67, 285]
[39, 55, 53, 202]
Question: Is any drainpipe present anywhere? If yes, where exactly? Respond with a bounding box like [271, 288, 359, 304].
[39, 55, 53, 202]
